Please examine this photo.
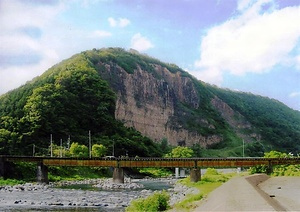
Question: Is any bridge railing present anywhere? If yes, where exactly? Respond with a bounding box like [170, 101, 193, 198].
[1, 155, 300, 168]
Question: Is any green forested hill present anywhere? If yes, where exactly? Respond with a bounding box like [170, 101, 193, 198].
[0, 50, 162, 156]
[208, 86, 300, 153]
[0, 48, 300, 156]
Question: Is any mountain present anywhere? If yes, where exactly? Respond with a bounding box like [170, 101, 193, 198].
[1, 48, 300, 157]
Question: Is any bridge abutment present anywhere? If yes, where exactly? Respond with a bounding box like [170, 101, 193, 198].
[113, 168, 124, 183]
[37, 162, 49, 184]
[190, 168, 201, 182]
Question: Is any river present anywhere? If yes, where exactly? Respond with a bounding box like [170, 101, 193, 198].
[0, 178, 179, 212]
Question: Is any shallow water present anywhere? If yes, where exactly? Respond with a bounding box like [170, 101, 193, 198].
[138, 180, 173, 190]
[57, 179, 173, 191]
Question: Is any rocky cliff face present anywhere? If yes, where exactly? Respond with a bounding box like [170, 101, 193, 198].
[211, 96, 261, 142]
[98, 62, 224, 147]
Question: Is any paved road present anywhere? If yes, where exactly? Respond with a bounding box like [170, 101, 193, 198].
[259, 176, 300, 211]
[193, 174, 282, 211]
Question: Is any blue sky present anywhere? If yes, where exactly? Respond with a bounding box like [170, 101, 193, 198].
[0, 0, 299, 110]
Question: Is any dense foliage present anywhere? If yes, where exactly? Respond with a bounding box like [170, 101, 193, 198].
[85, 48, 184, 76]
[209, 87, 300, 154]
[249, 151, 300, 176]
[8, 162, 109, 182]
[0, 49, 162, 157]
[1, 47, 300, 157]
[164, 146, 194, 158]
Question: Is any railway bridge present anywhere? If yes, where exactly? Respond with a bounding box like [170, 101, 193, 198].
[1, 155, 300, 184]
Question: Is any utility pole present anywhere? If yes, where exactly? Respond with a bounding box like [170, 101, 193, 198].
[243, 139, 245, 158]
[67, 135, 70, 149]
[50, 134, 53, 157]
[89, 130, 91, 158]
[60, 138, 62, 158]
[33, 144, 35, 156]
[112, 139, 115, 156]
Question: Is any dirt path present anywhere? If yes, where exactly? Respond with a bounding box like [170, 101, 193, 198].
[193, 174, 300, 211]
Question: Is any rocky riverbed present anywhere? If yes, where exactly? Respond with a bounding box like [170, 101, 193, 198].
[0, 178, 198, 211]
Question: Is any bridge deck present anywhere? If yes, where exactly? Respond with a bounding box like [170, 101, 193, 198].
[2, 156, 300, 168]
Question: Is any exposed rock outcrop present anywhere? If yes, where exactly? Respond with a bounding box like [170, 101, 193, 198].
[98, 62, 221, 147]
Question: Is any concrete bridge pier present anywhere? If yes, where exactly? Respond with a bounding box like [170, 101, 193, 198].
[0, 158, 7, 179]
[37, 162, 49, 184]
[190, 168, 201, 182]
[266, 164, 273, 175]
[113, 168, 124, 183]
[175, 168, 186, 178]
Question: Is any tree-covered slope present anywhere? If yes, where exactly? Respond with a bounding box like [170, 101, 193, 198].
[0, 50, 162, 156]
[208, 86, 300, 153]
[1, 47, 300, 157]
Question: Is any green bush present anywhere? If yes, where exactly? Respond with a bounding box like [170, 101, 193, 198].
[272, 165, 300, 176]
[205, 168, 219, 175]
[48, 174, 62, 182]
[249, 151, 300, 176]
[249, 165, 268, 174]
[126, 191, 170, 212]
[201, 168, 229, 183]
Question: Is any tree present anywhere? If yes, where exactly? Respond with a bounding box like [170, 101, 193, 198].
[164, 146, 194, 158]
[249, 150, 296, 175]
[159, 138, 171, 155]
[92, 144, 107, 157]
[264, 150, 291, 158]
[191, 143, 203, 157]
[51, 144, 70, 157]
[69, 142, 88, 157]
[246, 141, 265, 157]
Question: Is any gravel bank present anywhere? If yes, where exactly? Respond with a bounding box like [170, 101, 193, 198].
[0, 178, 196, 211]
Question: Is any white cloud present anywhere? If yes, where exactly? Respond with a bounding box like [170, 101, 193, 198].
[194, 0, 300, 85]
[130, 33, 154, 52]
[108, 17, 130, 28]
[0, 49, 59, 94]
[108, 17, 117, 27]
[237, 0, 253, 11]
[119, 18, 131, 28]
[0, 0, 64, 55]
[289, 92, 300, 98]
[0, 0, 63, 94]
[89, 30, 112, 38]
[0, 0, 120, 95]
[80, 0, 108, 8]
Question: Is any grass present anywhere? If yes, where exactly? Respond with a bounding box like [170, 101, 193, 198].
[173, 181, 222, 211]
[0, 177, 25, 186]
[171, 168, 240, 211]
